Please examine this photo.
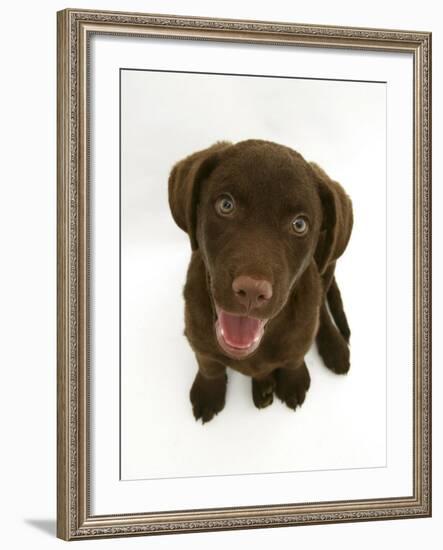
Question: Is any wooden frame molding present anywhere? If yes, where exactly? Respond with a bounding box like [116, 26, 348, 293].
[57, 8, 431, 540]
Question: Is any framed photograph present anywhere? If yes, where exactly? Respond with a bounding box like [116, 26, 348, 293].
[57, 8, 432, 540]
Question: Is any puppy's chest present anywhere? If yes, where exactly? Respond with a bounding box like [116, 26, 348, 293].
[226, 353, 284, 377]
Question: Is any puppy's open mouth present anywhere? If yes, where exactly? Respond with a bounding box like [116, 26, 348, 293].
[214, 304, 267, 359]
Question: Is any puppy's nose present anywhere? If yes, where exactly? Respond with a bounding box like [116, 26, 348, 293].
[232, 276, 273, 310]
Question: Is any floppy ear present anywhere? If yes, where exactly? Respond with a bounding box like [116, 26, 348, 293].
[311, 162, 353, 275]
[168, 141, 231, 250]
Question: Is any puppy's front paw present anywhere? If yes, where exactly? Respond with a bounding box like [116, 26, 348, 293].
[190, 372, 227, 423]
[275, 363, 311, 410]
[252, 375, 276, 409]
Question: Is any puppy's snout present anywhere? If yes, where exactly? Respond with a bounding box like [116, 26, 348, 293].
[232, 276, 273, 310]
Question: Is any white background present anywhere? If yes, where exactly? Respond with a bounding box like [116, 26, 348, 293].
[120, 70, 388, 480]
[0, 0, 440, 549]
[92, 25, 412, 515]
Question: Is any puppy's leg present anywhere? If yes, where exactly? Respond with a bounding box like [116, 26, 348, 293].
[320, 262, 351, 343]
[316, 302, 350, 374]
[275, 361, 311, 410]
[190, 355, 227, 423]
[327, 276, 351, 343]
[252, 373, 276, 409]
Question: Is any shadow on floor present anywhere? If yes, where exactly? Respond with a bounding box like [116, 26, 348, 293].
[24, 518, 56, 537]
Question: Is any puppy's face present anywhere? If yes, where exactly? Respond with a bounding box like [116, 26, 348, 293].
[169, 139, 351, 360]
[196, 143, 322, 358]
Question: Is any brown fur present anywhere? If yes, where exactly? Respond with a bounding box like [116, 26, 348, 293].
[168, 139, 353, 422]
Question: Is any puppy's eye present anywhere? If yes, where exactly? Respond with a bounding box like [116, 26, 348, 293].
[291, 215, 309, 236]
[215, 195, 235, 216]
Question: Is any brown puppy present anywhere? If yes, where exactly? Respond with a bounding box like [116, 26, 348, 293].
[168, 139, 353, 423]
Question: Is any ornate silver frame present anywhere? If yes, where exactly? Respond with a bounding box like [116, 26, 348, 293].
[57, 8, 431, 540]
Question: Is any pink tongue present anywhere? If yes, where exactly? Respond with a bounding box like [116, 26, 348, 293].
[219, 310, 262, 349]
